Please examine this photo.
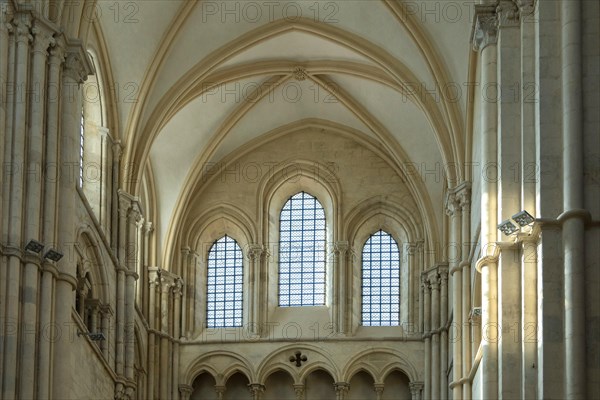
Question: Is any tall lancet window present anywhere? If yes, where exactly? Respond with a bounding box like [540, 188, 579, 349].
[206, 235, 243, 327]
[279, 192, 326, 306]
[361, 230, 400, 326]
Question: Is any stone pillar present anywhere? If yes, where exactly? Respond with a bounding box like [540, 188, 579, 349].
[334, 241, 349, 334]
[37, 38, 64, 398]
[179, 384, 193, 400]
[215, 384, 226, 400]
[458, 186, 472, 400]
[447, 190, 462, 400]
[100, 304, 113, 359]
[111, 141, 122, 251]
[374, 383, 384, 400]
[496, 3, 524, 398]
[407, 243, 417, 328]
[2, 15, 31, 399]
[422, 277, 431, 400]
[116, 193, 130, 377]
[52, 275, 77, 399]
[334, 382, 349, 400]
[409, 382, 424, 400]
[430, 272, 441, 399]
[125, 270, 137, 381]
[439, 269, 449, 400]
[561, 1, 586, 398]
[180, 247, 191, 337]
[521, 236, 537, 399]
[125, 201, 141, 387]
[0, 14, 13, 394]
[19, 21, 54, 398]
[147, 271, 159, 399]
[136, 216, 145, 308]
[160, 276, 172, 400]
[53, 40, 90, 400]
[247, 244, 263, 334]
[473, 5, 499, 399]
[515, 4, 537, 399]
[293, 384, 305, 400]
[417, 241, 424, 332]
[248, 383, 265, 400]
[172, 279, 183, 400]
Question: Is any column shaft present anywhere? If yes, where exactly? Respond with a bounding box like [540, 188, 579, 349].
[561, 1, 585, 397]
[2, 16, 31, 398]
[423, 280, 431, 400]
[431, 277, 440, 399]
[440, 272, 448, 400]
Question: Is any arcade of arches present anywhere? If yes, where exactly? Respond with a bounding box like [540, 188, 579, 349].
[0, 1, 598, 399]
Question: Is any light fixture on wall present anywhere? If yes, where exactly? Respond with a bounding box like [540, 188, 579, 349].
[498, 209, 536, 236]
[512, 210, 535, 227]
[77, 331, 106, 341]
[24, 239, 44, 254]
[43, 249, 63, 262]
[497, 220, 519, 236]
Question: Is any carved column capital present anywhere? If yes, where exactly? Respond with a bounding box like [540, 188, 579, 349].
[409, 381, 424, 400]
[293, 384, 305, 400]
[129, 201, 143, 224]
[429, 273, 441, 291]
[112, 140, 123, 162]
[148, 269, 160, 288]
[334, 382, 350, 400]
[64, 48, 89, 83]
[144, 221, 154, 234]
[471, 5, 498, 52]
[159, 277, 173, 293]
[31, 22, 55, 55]
[496, 0, 520, 27]
[421, 275, 431, 292]
[247, 244, 264, 261]
[517, 0, 535, 17]
[456, 186, 471, 211]
[332, 241, 350, 262]
[248, 383, 265, 400]
[49, 39, 66, 65]
[118, 190, 133, 217]
[179, 384, 193, 400]
[445, 192, 460, 217]
[439, 267, 449, 287]
[214, 385, 226, 400]
[12, 13, 32, 44]
[407, 243, 417, 256]
[172, 278, 184, 297]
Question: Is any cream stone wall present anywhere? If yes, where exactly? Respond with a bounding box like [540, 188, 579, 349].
[0, 1, 598, 400]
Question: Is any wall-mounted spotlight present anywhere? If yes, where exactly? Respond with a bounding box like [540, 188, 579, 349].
[25, 239, 44, 253]
[77, 331, 106, 341]
[512, 210, 535, 227]
[43, 249, 63, 262]
[472, 307, 482, 317]
[498, 219, 519, 236]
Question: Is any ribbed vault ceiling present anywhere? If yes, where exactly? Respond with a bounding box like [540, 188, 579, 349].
[92, 0, 474, 256]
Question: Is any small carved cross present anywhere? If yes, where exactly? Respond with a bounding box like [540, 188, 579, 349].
[289, 351, 307, 367]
